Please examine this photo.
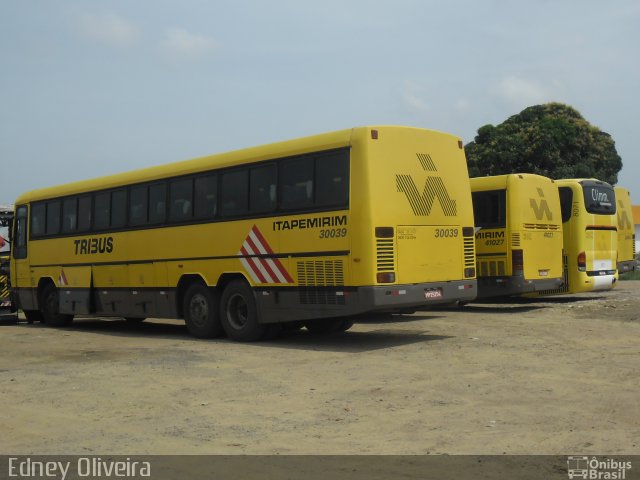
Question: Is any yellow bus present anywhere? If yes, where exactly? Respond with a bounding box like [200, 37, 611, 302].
[11, 126, 477, 341]
[543, 179, 618, 294]
[470, 174, 564, 298]
[614, 186, 636, 273]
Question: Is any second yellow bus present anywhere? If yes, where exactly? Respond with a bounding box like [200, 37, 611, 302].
[470, 174, 564, 298]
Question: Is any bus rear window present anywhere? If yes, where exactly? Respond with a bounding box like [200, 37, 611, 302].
[472, 190, 506, 229]
[582, 185, 615, 215]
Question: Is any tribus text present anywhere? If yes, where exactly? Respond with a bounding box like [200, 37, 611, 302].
[74, 237, 114, 255]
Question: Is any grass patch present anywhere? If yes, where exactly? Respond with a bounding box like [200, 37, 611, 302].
[620, 268, 640, 280]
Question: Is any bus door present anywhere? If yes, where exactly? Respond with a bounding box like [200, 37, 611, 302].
[11, 205, 37, 310]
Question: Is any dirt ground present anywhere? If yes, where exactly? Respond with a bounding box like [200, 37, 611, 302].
[0, 281, 638, 455]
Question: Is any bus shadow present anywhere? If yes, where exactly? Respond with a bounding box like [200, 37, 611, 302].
[354, 313, 442, 325]
[18, 318, 452, 353]
[266, 329, 453, 353]
[451, 294, 608, 314]
[454, 304, 546, 314]
[54, 318, 190, 339]
[513, 295, 608, 304]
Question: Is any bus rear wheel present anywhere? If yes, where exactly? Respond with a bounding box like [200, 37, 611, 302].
[183, 282, 222, 339]
[219, 280, 265, 342]
[40, 283, 73, 327]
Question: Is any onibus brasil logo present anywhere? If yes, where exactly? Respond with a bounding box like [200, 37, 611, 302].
[567, 456, 632, 479]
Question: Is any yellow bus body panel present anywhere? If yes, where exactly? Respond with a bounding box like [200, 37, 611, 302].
[358, 127, 475, 285]
[614, 187, 636, 272]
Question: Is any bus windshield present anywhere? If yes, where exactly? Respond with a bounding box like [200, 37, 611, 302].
[582, 184, 615, 215]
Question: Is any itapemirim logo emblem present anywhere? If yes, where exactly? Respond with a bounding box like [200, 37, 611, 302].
[567, 456, 632, 479]
[617, 200, 632, 230]
[530, 187, 553, 221]
[396, 153, 457, 216]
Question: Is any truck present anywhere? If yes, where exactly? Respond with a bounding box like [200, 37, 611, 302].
[1, 205, 15, 314]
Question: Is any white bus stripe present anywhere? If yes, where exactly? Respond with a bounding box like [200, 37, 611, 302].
[239, 257, 261, 284]
[251, 257, 274, 283]
[265, 258, 287, 283]
[248, 230, 269, 255]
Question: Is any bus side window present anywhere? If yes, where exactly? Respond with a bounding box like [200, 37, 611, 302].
[62, 197, 78, 233]
[78, 196, 92, 232]
[46, 200, 61, 235]
[13, 205, 28, 259]
[94, 192, 111, 230]
[280, 157, 313, 210]
[111, 190, 127, 228]
[169, 178, 193, 222]
[250, 164, 276, 214]
[194, 174, 217, 219]
[220, 170, 249, 217]
[31, 203, 46, 237]
[129, 185, 148, 226]
[559, 187, 573, 223]
[315, 151, 349, 207]
[149, 183, 167, 224]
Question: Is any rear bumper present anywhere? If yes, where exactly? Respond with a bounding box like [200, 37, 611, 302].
[361, 279, 478, 311]
[477, 275, 564, 299]
[587, 273, 617, 291]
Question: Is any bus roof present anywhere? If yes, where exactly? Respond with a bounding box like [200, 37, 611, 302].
[555, 178, 614, 188]
[469, 173, 555, 190]
[15, 128, 354, 204]
[15, 125, 460, 204]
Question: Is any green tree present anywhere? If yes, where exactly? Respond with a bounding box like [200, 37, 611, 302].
[465, 103, 622, 185]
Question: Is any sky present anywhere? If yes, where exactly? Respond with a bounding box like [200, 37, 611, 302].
[1, 0, 639, 205]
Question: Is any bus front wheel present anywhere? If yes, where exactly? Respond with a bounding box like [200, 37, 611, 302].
[23, 310, 43, 323]
[219, 280, 265, 342]
[183, 283, 222, 339]
[40, 283, 73, 327]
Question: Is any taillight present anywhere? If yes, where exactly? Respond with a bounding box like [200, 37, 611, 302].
[577, 251, 586, 272]
[512, 249, 523, 274]
[377, 272, 396, 283]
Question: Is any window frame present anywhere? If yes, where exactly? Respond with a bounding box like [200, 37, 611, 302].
[24, 147, 351, 238]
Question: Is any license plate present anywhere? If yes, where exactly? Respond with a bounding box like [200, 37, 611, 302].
[424, 288, 443, 299]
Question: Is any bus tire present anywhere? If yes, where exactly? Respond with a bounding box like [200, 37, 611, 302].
[305, 317, 354, 334]
[219, 280, 265, 342]
[23, 310, 44, 323]
[183, 283, 222, 339]
[40, 283, 73, 327]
